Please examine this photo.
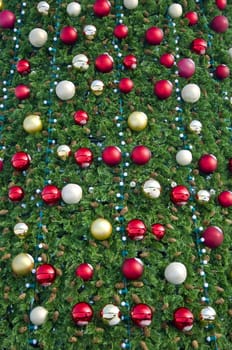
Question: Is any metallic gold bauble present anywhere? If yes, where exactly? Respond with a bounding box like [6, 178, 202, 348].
[0, 0, 3, 10]
[13, 222, 29, 239]
[57, 145, 71, 160]
[12, 253, 34, 276]
[200, 306, 216, 325]
[90, 218, 112, 240]
[83, 25, 97, 40]
[90, 80, 104, 96]
[23, 114, 43, 134]
[127, 111, 148, 131]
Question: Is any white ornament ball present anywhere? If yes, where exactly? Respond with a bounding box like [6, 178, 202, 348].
[176, 150, 192, 166]
[168, 3, 183, 18]
[66, 2, 81, 17]
[91, 80, 104, 96]
[29, 28, 48, 48]
[189, 120, 202, 134]
[37, 1, 50, 15]
[30, 306, 48, 326]
[164, 262, 187, 285]
[142, 179, 161, 199]
[72, 54, 89, 71]
[55, 80, 75, 101]
[123, 0, 138, 10]
[228, 48, 232, 58]
[101, 304, 121, 326]
[181, 84, 201, 103]
[61, 184, 82, 204]
[196, 190, 211, 203]
[57, 145, 71, 160]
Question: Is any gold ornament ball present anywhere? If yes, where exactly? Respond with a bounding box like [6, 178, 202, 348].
[91, 80, 104, 96]
[13, 222, 29, 239]
[0, 0, 3, 10]
[23, 115, 43, 134]
[12, 253, 34, 276]
[91, 218, 112, 240]
[128, 111, 148, 131]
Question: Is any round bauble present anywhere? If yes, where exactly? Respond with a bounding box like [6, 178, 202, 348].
[41, 185, 61, 205]
[126, 219, 147, 240]
[145, 26, 164, 45]
[14, 222, 29, 239]
[173, 307, 194, 331]
[113, 24, 128, 39]
[196, 190, 211, 204]
[72, 54, 89, 71]
[102, 146, 122, 166]
[123, 0, 138, 9]
[142, 179, 161, 199]
[130, 304, 153, 327]
[83, 25, 97, 40]
[12, 253, 34, 276]
[36, 264, 56, 286]
[198, 154, 217, 174]
[168, 3, 183, 18]
[191, 38, 207, 55]
[91, 218, 112, 240]
[95, 53, 114, 73]
[74, 148, 93, 168]
[37, 1, 50, 15]
[11, 152, 31, 171]
[93, 0, 111, 17]
[67, 2, 81, 17]
[23, 114, 43, 134]
[119, 77, 134, 94]
[176, 149, 192, 166]
[154, 80, 173, 99]
[170, 185, 190, 206]
[0, 158, 3, 171]
[228, 158, 232, 172]
[123, 54, 137, 69]
[215, 0, 227, 10]
[181, 83, 200, 103]
[16, 59, 31, 75]
[218, 191, 232, 207]
[101, 304, 121, 326]
[30, 306, 48, 326]
[29, 28, 48, 48]
[151, 223, 166, 240]
[184, 11, 198, 26]
[189, 119, 202, 134]
[14, 84, 30, 100]
[55, 80, 75, 101]
[202, 226, 224, 249]
[214, 64, 230, 80]
[200, 306, 216, 323]
[72, 302, 93, 326]
[90, 80, 104, 95]
[159, 53, 175, 68]
[130, 145, 151, 165]
[165, 262, 187, 285]
[210, 15, 229, 33]
[75, 263, 94, 281]
[57, 145, 71, 160]
[8, 186, 24, 202]
[128, 111, 147, 131]
[177, 58, 195, 78]
[122, 258, 144, 280]
[73, 110, 89, 125]
[0, 10, 16, 29]
[61, 184, 82, 204]
[60, 26, 78, 45]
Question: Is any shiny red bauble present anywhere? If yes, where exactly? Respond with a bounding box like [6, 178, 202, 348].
[93, 0, 111, 17]
[154, 80, 173, 99]
[215, 0, 227, 10]
[102, 146, 122, 166]
[198, 154, 218, 174]
[14, 84, 30, 100]
[75, 263, 94, 281]
[0, 158, 3, 171]
[151, 223, 166, 240]
[130, 145, 151, 165]
[74, 148, 93, 168]
[218, 191, 232, 207]
[177, 58, 195, 78]
[159, 53, 175, 68]
[11, 152, 31, 171]
[214, 64, 230, 80]
[191, 38, 207, 55]
[119, 77, 134, 93]
[60, 26, 78, 45]
[41, 185, 61, 205]
[170, 185, 190, 206]
[210, 15, 229, 33]
[130, 304, 153, 328]
[184, 11, 198, 26]
[16, 59, 31, 75]
[35, 264, 56, 286]
[73, 110, 89, 125]
[0, 10, 16, 29]
[126, 219, 147, 240]
[113, 24, 128, 39]
[122, 258, 144, 280]
[145, 26, 164, 45]
[202, 226, 224, 249]
[123, 54, 137, 69]
[8, 186, 25, 202]
[173, 307, 194, 331]
[95, 53, 114, 73]
[71, 302, 94, 326]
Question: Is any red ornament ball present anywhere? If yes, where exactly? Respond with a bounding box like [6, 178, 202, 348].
[41, 185, 61, 205]
[123, 54, 137, 69]
[73, 110, 89, 125]
[126, 219, 147, 240]
[16, 59, 31, 75]
[202, 226, 224, 249]
[14, 84, 30, 100]
[95, 53, 114, 73]
[170, 185, 190, 206]
[154, 80, 173, 99]
[71, 302, 94, 326]
[218, 191, 232, 207]
[145, 26, 164, 45]
[113, 24, 128, 39]
[173, 307, 194, 331]
[0, 10, 16, 29]
[177, 58, 195, 78]
[210, 15, 229, 33]
[8, 186, 25, 202]
[74, 148, 93, 168]
[159, 53, 175, 68]
[119, 77, 134, 93]
[11, 152, 31, 171]
[184, 11, 198, 26]
[191, 38, 207, 55]
[35, 264, 56, 286]
[214, 64, 230, 80]
[122, 258, 144, 280]
[75, 263, 94, 281]
[130, 304, 153, 328]
[130, 145, 151, 165]
[198, 154, 218, 174]
[151, 223, 166, 240]
[60, 26, 78, 45]
[93, 0, 111, 17]
[215, 0, 227, 10]
[0, 158, 3, 171]
[102, 146, 122, 166]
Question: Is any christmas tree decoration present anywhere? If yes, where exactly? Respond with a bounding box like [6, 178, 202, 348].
[66, 2, 81, 17]
[72, 54, 89, 71]
[90, 80, 104, 95]
[202, 226, 224, 249]
[198, 154, 218, 174]
[142, 179, 161, 199]
[35, 264, 56, 286]
[145, 26, 164, 45]
[83, 25, 97, 40]
[184, 11, 199, 26]
[102, 146, 122, 166]
[113, 24, 128, 39]
[189, 120, 202, 134]
[74, 148, 93, 168]
[121, 257, 144, 280]
[100, 304, 121, 326]
[218, 191, 232, 207]
[60, 26, 78, 45]
[93, 0, 111, 18]
[37, 1, 50, 15]
[71, 302, 94, 326]
[127, 111, 147, 131]
[210, 15, 229, 33]
[176, 149, 192, 166]
[23, 114, 43, 134]
[215, 0, 227, 10]
[12, 253, 34, 276]
[130, 145, 151, 165]
[181, 84, 200, 103]
[164, 262, 187, 285]
[16, 59, 31, 75]
[11, 152, 31, 171]
[90, 218, 112, 240]
[170, 185, 190, 206]
[28, 28, 48, 48]
[123, 0, 138, 9]
[154, 80, 173, 99]
[61, 184, 82, 204]
[130, 304, 153, 327]
[0, 9, 16, 29]
[214, 64, 230, 79]
[126, 219, 147, 240]
[119, 77, 134, 94]
[57, 145, 71, 160]
[228, 158, 232, 172]
[8, 185, 24, 202]
[75, 263, 94, 281]
[0, 1, 3, 11]
[196, 190, 211, 204]
[95, 53, 114, 73]
[177, 58, 195, 78]
[30, 306, 48, 326]
[200, 306, 216, 324]
[159, 53, 175, 68]
[123, 54, 137, 69]
[151, 223, 166, 240]
[14, 84, 30, 100]
[168, 4, 183, 18]
[73, 110, 89, 125]
[173, 307, 194, 331]
[41, 185, 61, 205]
[13, 222, 29, 239]
[191, 38, 207, 55]
[55, 80, 75, 101]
